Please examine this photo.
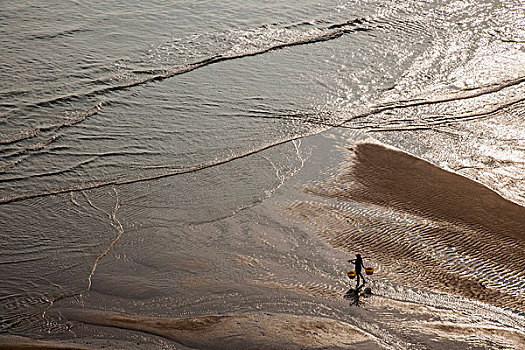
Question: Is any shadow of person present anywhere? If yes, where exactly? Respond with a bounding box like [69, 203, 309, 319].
[344, 283, 372, 306]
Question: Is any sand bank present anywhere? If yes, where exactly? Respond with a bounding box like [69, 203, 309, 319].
[53, 308, 375, 349]
[289, 141, 525, 309]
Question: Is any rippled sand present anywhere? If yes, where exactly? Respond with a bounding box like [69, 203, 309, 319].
[2, 139, 524, 349]
[289, 141, 525, 310]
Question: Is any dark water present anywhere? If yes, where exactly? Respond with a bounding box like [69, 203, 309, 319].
[1, 0, 524, 348]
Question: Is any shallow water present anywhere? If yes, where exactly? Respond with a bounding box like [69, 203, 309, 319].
[1, 0, 524, 348]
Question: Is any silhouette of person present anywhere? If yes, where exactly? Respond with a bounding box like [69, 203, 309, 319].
[348, 253, 366, 289]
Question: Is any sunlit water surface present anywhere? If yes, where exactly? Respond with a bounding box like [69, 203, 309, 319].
[1, 0, 524, 348]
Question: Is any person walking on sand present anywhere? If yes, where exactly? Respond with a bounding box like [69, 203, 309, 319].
[348, 253, 366, 289]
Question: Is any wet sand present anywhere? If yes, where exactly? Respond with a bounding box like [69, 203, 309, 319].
[289, 141, 525, 309]
[2, 139, 524, 349]
[42, 308, 375, 350]
[0, 334, 92, 349]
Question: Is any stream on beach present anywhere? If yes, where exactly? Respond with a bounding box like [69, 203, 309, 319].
[1, 0, 524, 348]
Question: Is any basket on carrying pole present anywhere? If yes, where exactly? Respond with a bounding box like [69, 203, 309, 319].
[347, 270, 356, 279]
[365, 267, 374, 275]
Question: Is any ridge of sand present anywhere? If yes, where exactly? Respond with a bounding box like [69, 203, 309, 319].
[51, 308, 376, 349]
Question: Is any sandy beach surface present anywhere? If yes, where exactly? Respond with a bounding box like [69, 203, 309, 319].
[2, 138, 524, 349]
